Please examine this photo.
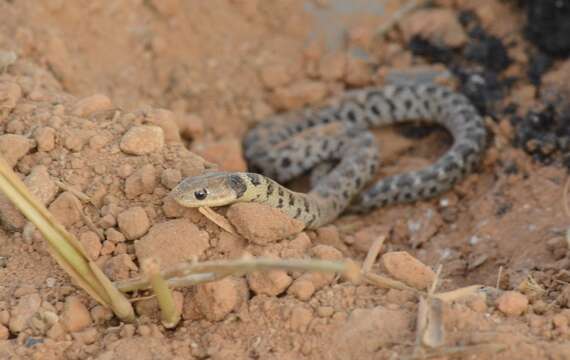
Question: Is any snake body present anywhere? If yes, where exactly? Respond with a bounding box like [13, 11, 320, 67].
[171, 83, 487, 229]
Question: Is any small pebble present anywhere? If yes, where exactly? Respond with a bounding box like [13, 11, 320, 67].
[135, 219, 209, 269]
[71, 94, 113, 117]
[160, 168, 182, 189]
[381, 251, 436, 290]
[317, 306, 334, 318]
[289, 306, 313, 333]
[0, 134, 34, 167]
[48, 192, 82, 228]
[90, 305, 113, 324]
[195, 278, 240, 321]
[79, 231, 102, 260]
[120, 125, 164, 155]
[247, 268, 292, 296]
[227, 203, 304, 244]
[61, 296, 92, 333]
[496, 291, 529, 316]
[33, 127, 56, 152]
[9, 293, 41, 333]
[259, 63, 293, 89]
[124, 164, 156, 199]
[105, 228, 126, 243]
[0, 324, 8, 340]
[117, 206, 150, 240]
[287, 279, 316, 301]
[103, 254, 138, 281]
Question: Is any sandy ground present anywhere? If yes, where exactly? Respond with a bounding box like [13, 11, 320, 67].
[1, 0, 570, 359]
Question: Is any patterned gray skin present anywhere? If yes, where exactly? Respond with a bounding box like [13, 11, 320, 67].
[243, 83, 487, 218]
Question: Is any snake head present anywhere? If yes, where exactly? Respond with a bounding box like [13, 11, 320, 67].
[169, 172, 247, 208]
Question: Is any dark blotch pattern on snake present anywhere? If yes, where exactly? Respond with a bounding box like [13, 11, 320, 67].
[171, 83, 487, 229]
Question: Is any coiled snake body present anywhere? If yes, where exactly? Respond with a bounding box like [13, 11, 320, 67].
[171, 84, 487, 229]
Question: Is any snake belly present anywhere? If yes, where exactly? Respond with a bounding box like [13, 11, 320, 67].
[172, 83, 487, 229]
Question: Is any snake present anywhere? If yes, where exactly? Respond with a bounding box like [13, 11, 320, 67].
[170, 83, 487, 229]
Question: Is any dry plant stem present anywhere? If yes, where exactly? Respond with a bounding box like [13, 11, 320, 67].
[0, 157, 135, 321]
[115, 257, 354, 292]
[562, 176, 570, 218]
[143, 259, 181, 328]
[55, 180, 92, 204]
[199, 207, 238, 235]
[362, 235, 386, 273]
[402, 343, 507, 359]
[363, 272, 423, 294]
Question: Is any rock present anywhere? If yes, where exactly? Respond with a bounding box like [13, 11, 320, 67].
[135, 219, 209, 270]
[305, 245, 343, 288]
[280, 232, 312, 258]
[247, 265, 292, 296]
[381, 251, 436, 290]
[319, 53, 346, 81]
[25, 165, 58, 205]
[160, 168, 182, 190]
[117, 206, 150, 240]
[46, 322, 66, 340]
[0, 81, 21, 121]
[400, 8, 468, 48]
[120, 125, 165, 155]
[227, 203, 305, 244]
[259, 63, 293, 89]
[71, 94, 113, 117]
[194, 277, 240, 321]
[314, 225, 345, 251]
[0, 134, 34, 167]
[100, 240, 116, 256]
[344, 57, 373, 86]
[72, 327, 98, 345]
[217, 231, 246, 258]
[0, 324, 8, 340]
[142, 109, 181, 143]
[287, 279, 315, 301]
[33, 127, 56, 152]
[289, 306, 312, 333]
[269, 81, 328, 111]
[331, 307, 412, 358]
[9, 293, 41, 333]
[192, 138, 247, 172]
[0, 193, 26, 230]
[48, 192, 82, 228]
[105, 228, 126, 243]
[496, 291, 529, 316]
[124, 164, 156, 199]
[61, 296, 92, 333]
[89, 134, 110, 150]
[79, 231, 102, 260]
[103, 254, 138, 281]
[90, 305, 113, 324]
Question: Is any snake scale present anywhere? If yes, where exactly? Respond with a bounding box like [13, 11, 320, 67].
[171, 83, 487, 229]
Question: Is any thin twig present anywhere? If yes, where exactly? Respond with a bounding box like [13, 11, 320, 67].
[362, 235, 386, 273]
[115, 257, 356, 292]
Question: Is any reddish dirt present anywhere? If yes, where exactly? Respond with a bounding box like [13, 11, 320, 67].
[1, 0, 570, 359]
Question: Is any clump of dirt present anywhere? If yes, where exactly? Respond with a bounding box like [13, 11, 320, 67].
[0, 0, 570, 359]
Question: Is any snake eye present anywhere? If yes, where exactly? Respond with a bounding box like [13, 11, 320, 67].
[194, 189, 208, 200]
